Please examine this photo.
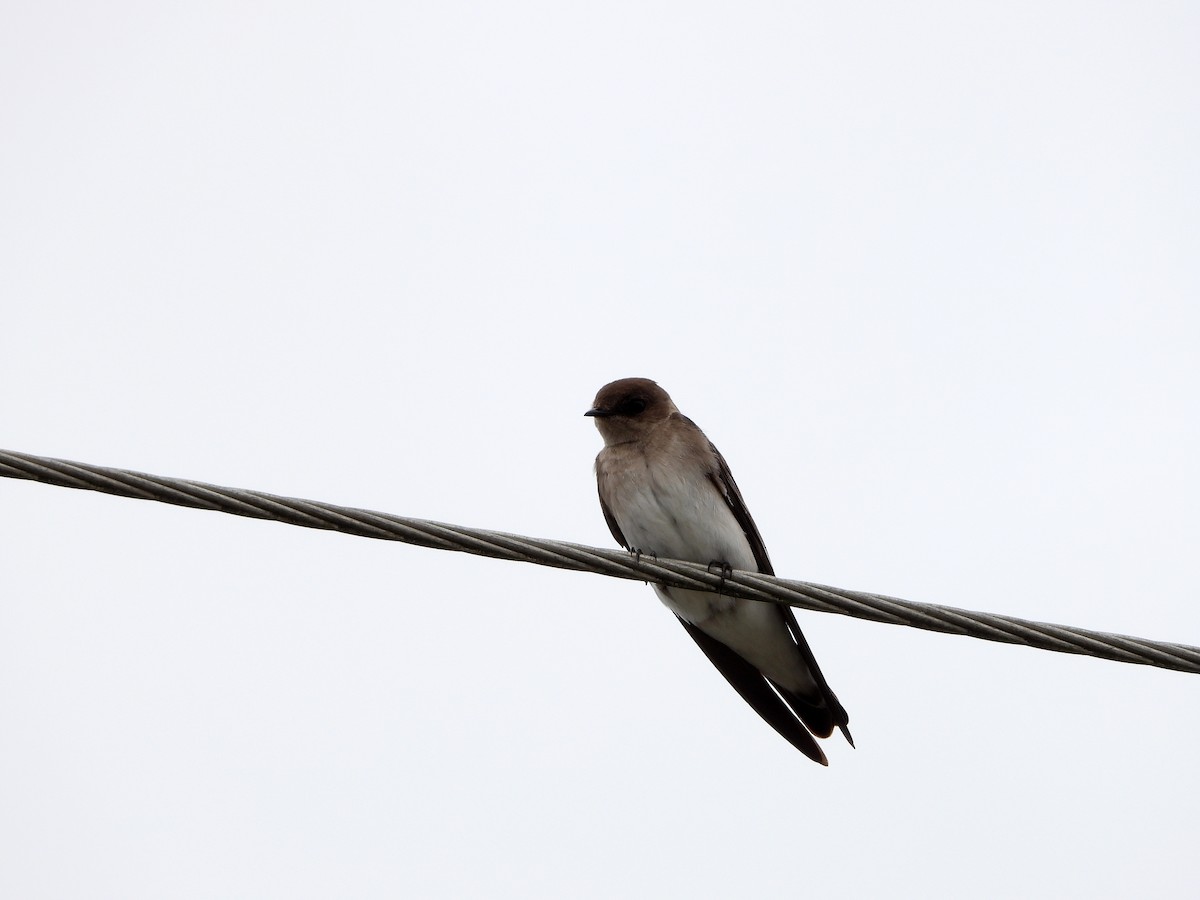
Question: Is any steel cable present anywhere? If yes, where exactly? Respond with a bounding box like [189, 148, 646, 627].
[3, 447, 1197, 675]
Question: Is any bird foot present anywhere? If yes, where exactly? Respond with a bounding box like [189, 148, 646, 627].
[707, 560, 733, 580]
[629, 547, 657, 583]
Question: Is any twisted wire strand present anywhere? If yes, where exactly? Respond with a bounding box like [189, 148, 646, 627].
[3, 447, 1198, 675]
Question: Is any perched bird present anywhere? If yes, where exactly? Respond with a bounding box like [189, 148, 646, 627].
[586, 377, 852, 764]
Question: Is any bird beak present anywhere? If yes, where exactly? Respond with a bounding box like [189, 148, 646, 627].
[584, 407, 613, 418]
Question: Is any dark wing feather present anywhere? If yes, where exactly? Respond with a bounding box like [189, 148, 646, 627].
[598, 493, 628, 549]
[697, 433, 774, 576]
[678, 616, 827, 765]
[703, 433, 854, 747]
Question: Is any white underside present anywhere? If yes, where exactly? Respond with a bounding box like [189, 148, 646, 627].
[604, 453, 816, 693]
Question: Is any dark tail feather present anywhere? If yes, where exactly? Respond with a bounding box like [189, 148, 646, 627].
[782, 609, 854, 748]
[775, 684, 835, 739]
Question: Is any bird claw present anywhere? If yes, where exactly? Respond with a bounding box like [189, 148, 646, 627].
[707, 560, 733, 580]
[629, 547, 657, 584]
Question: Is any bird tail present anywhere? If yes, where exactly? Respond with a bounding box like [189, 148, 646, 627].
[775, 684, 853, 747]
[781, 611, 855, 748]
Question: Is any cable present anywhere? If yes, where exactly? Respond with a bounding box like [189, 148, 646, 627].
[2, 447, 1197, 675]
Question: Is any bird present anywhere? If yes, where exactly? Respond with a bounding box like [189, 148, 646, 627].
[586, 377, 852, 764]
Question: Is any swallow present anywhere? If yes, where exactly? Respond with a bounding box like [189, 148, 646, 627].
[586, 377, 852, 764]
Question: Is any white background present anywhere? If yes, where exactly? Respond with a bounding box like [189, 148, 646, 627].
[3, 3, 1197, 897]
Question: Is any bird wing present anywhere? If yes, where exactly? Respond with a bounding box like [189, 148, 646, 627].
[597, 492, 628, 549]
[705, 437, 854, 746]
[677, 616, 828, 765]
[702, 437, 774, 575]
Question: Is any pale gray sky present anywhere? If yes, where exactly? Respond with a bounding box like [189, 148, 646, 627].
[3, 3, 1198, 897]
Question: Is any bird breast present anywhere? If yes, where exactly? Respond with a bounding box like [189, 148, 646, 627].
[597, 446, 758, 573]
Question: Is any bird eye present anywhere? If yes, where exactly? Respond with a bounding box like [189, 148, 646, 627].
[618, 398, 647, 416]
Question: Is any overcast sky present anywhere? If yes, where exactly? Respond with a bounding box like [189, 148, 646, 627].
[3, 3, 1198, 898]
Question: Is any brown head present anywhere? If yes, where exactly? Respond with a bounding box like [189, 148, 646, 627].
[585, 377, 679, 446]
